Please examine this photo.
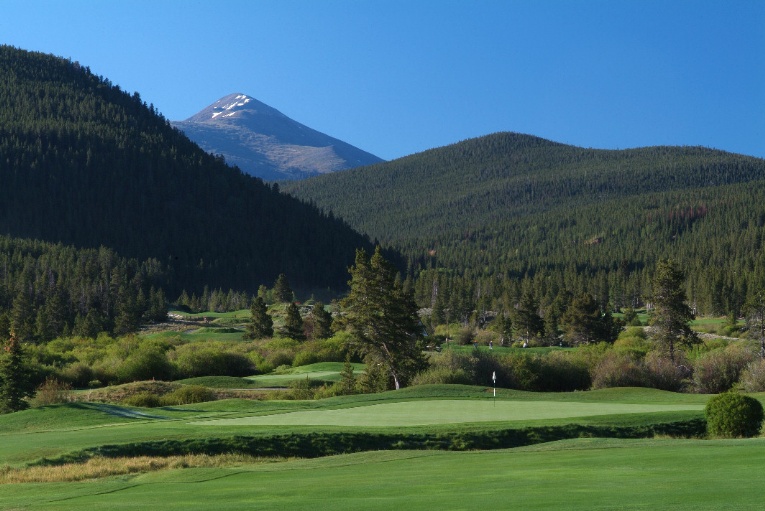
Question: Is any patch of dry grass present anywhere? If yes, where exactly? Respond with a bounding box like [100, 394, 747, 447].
[0, 454, 282, 484]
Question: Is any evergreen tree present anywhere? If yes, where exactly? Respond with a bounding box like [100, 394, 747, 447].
[280, 302, 305, 341]
[560, 293, 620, 345]
[650, 259, 699, 363]
[513, 291, 544, 342]
[244, 296, 273, 340]
[0, 330, 34, 413]
[744, 289, 765, 358]
[10, 289, 34, 342]
[492, 312, 513, 345]
[337, 247, 426, 390]
[336, 355, 357, 395]
[273, 273, 294, 303]
[311, 301, 333, 340]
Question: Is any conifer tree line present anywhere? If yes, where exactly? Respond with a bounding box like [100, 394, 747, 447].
[0, 235, 167, 342]
[0, 45, 372, 296]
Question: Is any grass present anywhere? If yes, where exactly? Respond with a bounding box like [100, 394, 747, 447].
[0, 386, 708, 466]
[2, 438, 765, 510]
[0, 385, 753, 510]
[245, 362, 366, 386]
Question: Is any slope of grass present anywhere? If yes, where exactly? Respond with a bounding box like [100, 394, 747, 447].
[0, 386, 710, 468]
[2, 438, 765, 510]
[245, 362, 366, 386]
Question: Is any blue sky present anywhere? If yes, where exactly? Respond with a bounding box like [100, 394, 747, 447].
[2, 0, 764, 160]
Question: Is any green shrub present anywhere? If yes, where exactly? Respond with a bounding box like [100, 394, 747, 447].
[292, 350, 318, 367]
[160, 385, 216, 406]
[58, 362, 94, 388]
[171, 345, 253, 378]
[265, 350, 294, 369]
[536, 351, 591, 391]
[122, 392, 162, 408]
[411, 366, 473, 386]
[705, 392, 764, 438]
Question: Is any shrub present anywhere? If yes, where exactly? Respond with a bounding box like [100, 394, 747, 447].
[536, 351, 591, 391]
[292, 350, 318, 367]
[411, 366, 473, 386]
[265, 350, 294, 369]
[171, 345, 254, 379]
[456, 327, 475, 346]
[591, 352, 649, 389]
[33, 377, 73, 406]
[738, 359, 765, 392]
[643, 351, 688, 392]
[705, 392, 764, 438]
[60, 363, 95, 388]
[122, 392, 162, 408]
[692, 345, 756, 394]
[160, 385, 216, 406]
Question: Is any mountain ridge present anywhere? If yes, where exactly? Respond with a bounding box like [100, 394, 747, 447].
[0, 45, 373, 294]
[173, 93, 384, 180]
[282, 131, 765, 315]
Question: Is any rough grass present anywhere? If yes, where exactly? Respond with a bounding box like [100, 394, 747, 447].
[0, 454, 278, 483]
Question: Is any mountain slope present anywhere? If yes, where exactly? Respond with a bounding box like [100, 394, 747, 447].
[283, 132, 765, 314]
[172, 93, 384, 181]
[0, 46, 372, 294]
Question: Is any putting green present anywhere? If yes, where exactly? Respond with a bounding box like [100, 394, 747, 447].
[192, 400, 703, 427]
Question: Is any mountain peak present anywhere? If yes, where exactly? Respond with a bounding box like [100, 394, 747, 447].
[173, 93, 383, 181]
[183, 93, 286, 124]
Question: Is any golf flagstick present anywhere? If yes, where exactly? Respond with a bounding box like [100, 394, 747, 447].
[492, 371, 496, 406]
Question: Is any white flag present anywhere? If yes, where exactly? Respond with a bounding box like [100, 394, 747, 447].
[492, 371, 496, 383]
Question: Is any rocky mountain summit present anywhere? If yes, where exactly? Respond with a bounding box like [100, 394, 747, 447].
[172, 93, 383, 180]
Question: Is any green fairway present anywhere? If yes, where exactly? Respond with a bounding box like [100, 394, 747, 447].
[2, 438, 764, 510]
[196, 399, 703, 427]
[245, 362, 366, 386]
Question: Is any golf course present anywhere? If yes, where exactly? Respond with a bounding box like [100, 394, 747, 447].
[4, 385, 761, 510]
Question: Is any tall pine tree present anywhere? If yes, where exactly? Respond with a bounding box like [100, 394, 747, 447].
[0, 330, 34, 413]
[337, 247, 426, 390]
[650, 259, 699, 363]
[244, 297, 273, 340]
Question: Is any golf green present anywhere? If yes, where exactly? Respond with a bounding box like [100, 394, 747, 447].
[193, 400, 704, 427]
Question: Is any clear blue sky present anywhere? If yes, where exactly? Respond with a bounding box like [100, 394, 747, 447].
[3, 0, 764, 160]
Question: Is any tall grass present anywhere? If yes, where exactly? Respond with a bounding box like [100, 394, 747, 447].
[0, 454, 278, 483]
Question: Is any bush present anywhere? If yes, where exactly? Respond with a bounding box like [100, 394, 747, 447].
[536, 351, 591, 391]
[705, 392, 764, 438]
[171, 345, 254, 379]
[738, 359, 765, 392]
[292, 350, 318, 367]
[58, 362, 94, 388]
[692, 345, 756, 394]
[122, 392, 162, 408]
[33, 377, 73, 406]
[591, 352, 649, 389]
[411, 366, 473, 386]
[643, 351, 688, 392]
[160, 385, 216, 405]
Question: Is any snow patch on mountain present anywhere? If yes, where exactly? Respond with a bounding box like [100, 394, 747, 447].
[172, 93, 384, 181]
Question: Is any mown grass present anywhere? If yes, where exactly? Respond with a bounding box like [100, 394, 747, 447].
[0, 386, 710, 469]
[2, 438, 765, 510]
[245, 362, 366, 386]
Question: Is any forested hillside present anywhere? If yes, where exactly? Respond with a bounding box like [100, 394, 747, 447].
[0, 46, 371, 295]
[284, 133, 765, 316]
